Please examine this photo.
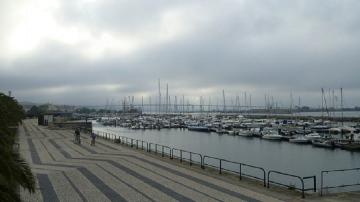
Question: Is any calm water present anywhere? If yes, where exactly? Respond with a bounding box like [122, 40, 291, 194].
[93, 122, 360, 193]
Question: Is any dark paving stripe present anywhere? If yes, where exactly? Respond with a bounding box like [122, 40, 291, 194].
[34, 126, 48, 138]
[27, 137, 79, 168]
[131, 155, 260, 202]
[62, 141, 87, 156]
[62, 172, 88, 202]
[97, 164, 156, 202]
[121, 158, 223, 202]
[47, 140, 194, 202]
[79, 144, 98, 154]
[37, 173, 59, 202]
[95, 141, 121, 151]
[104, 160, 194, 202]
[97, 150, 259, 202]
[77, 167, 127, 202]
[44, 134, 257, 202]
[27, 139, 42, 164]
[40, 140, 56, 161]
[52, 131, 66, 138]
[48, 139, 71, 158]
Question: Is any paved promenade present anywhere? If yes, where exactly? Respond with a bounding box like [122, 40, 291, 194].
[18, 119, 358, 202]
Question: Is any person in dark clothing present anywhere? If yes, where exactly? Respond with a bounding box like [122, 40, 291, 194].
[90, 132, 96, 146]
[74, 128, 81, 144]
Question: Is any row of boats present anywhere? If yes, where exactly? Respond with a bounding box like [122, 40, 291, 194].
[97, 114, 360, 151]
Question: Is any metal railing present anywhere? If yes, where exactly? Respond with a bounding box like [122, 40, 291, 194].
[320, 167, 360, 196]
[171, 148, 203, 167]
[203, 156, 266, 187]
[267, 170, 316, 198]
[93, 129, 359, 199]
[149, 143, 172, 158]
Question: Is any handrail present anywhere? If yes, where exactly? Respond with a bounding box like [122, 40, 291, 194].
[320, 167, 360, 196]
[154, 144, 172, 158]
[171, 148, 203, 167]
[203, 155, 266, 187]
[268, 170, 316, 198]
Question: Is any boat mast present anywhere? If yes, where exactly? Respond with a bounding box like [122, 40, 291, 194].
[158, 79, 161, 114]
[341, 87, 344, 126]
[222, 90, 226, 113]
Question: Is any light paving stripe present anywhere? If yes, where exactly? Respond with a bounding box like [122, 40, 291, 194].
[41, 139, 70, 161]
[62, 172, 88, 202]
[94, 140, 121, 151]
[77, 167, 127, 202]
[102, 159, 195, 202]
[48, 139, 71, 158]
[32, 139, 55, 164]
[124, 153, 261, 202]
[113, 157, 223, 202]
[23, 120, 281, 202]
[52, 135, 256, 201]
[49, 139, 195, 202]
[98, 162, 173, 202]
[48, 172, 83, 202]
[88, 163, 153, 202]
[121, 157, 225, 201]
[65, 169, 110, 202]
[98, 163, 154, 201]
[37, 173, 59, 202]
[39, 140, 56, 162]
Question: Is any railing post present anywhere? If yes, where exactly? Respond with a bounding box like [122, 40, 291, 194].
[131, 139, 133, 147]
[239, 164, 242, 180]
[267, 171, 270, 188]
[263, 169, 266, 187]
[155, 144, 158, 154]
[320, 172, 324, 196]
[313, 176, 316, 192]
[180, 150, 183, 162]
[170, 148, 174, 159]
[219, 159, 222, 174]
[201, 155, 204, 169]
[190, 152, 192, 166]
[141, 141, 143, 150]
[162, 146, 164, 157]
[301, 179, 305, 198]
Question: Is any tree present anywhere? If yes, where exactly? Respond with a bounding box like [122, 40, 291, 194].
[0, 93, 35, 201]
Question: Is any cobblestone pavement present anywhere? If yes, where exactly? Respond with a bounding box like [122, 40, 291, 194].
[18, 119, 292, 202]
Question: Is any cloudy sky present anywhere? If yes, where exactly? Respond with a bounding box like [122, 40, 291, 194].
[1, 0, 360, 107]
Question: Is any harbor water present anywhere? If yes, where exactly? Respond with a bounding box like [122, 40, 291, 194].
[93, 122, 360, 193]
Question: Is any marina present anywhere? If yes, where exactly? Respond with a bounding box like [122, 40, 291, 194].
[92, 113, 360, 194]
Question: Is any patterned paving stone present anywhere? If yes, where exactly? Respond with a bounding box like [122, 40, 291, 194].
[20, 119, 286, 202]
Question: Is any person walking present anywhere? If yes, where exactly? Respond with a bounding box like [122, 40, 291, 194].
[90, 131, 96, 146]
[74, 128, 81, 144]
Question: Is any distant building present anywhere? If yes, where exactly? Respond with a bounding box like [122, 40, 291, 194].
[38, 112, 72, 126]
[38, 114, 53, 126]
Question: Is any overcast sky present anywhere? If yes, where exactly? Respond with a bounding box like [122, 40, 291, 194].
[1, 0, 360, 107]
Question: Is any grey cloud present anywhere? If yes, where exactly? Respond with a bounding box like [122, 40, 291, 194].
[1, 0, 360, 106]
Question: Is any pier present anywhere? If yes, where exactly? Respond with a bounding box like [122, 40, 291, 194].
[19, 119, 360, 201]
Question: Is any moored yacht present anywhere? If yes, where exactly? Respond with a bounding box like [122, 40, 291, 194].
[262, 130, 282, 140]
[289, 136, 310, 144]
